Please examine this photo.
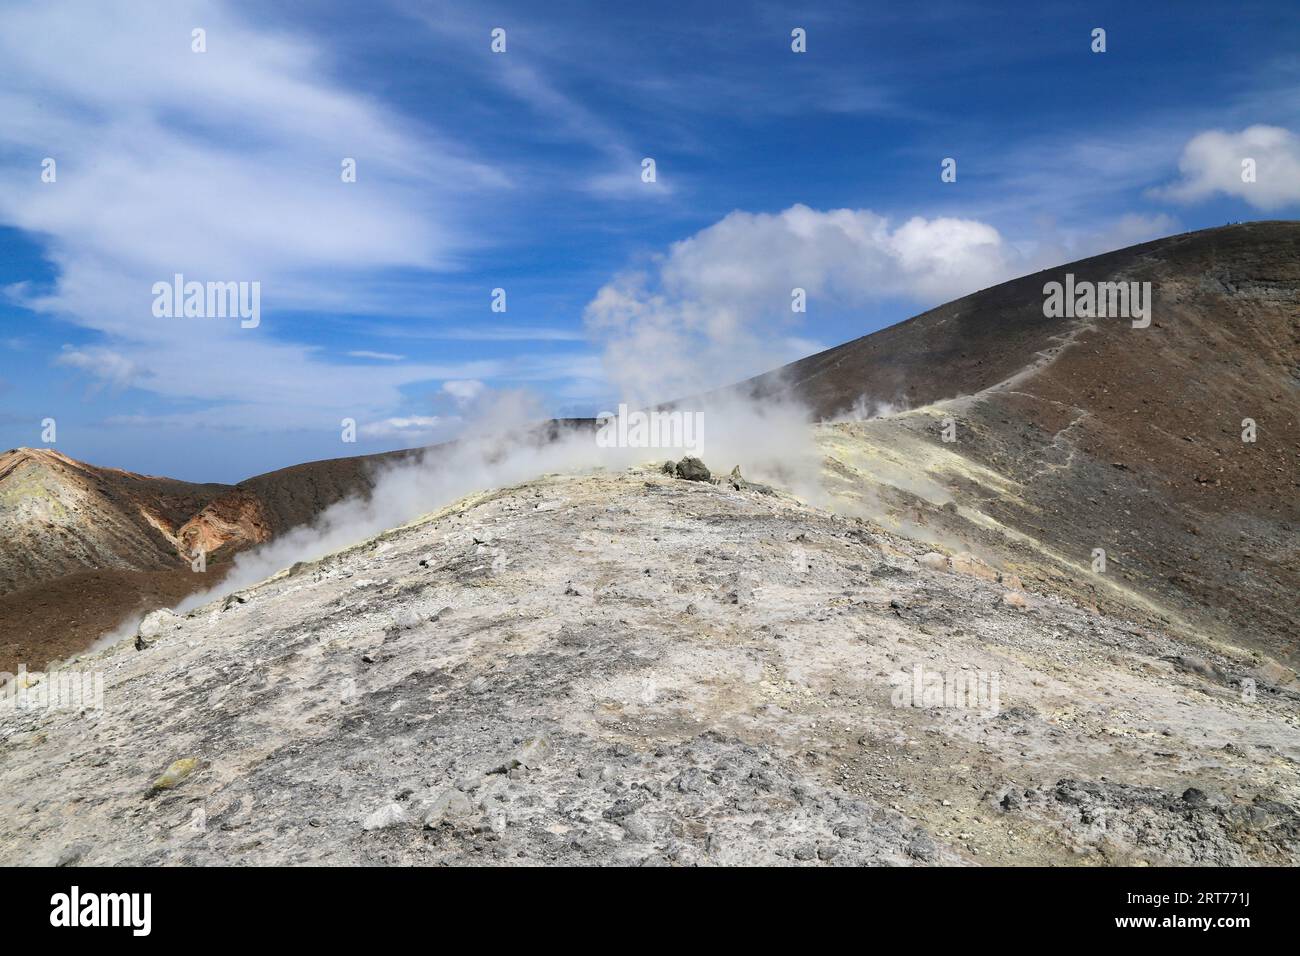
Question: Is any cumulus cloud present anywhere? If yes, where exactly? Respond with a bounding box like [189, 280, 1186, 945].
[582, 203, 1188, 405]
[584, 204, 1018, 402]
[1155, 125, 1300, 210]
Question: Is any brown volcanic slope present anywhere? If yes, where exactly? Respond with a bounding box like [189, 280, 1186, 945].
[746, 220, 1298, 422]
[0, 448, 229, 593]
[176, 447, 423, 555]
[758, 220, 1298, 666]
[0, 446, 417, 673]
[0, 421, 587, 672]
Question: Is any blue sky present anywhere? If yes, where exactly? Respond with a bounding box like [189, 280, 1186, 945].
[1, 0, 1297, 482]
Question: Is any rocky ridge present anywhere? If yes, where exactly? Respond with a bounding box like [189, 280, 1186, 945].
[2, 459, 1296, 866]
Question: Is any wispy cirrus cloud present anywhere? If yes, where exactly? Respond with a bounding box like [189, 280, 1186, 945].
[0, 0, 525, 451]
[370, 324, 587, 343]
[346, 350, 406, 362]
[53, 345, 144, 391]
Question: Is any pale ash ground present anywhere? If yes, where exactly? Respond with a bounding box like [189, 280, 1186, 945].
[2, 428, 1298, 866]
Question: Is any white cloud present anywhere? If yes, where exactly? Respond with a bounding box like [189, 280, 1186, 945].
[1155, 125, 1300, 210]
[582, 203, 1186, 404]
[441, 379, 486, 405]
[359, 416, 452, 441]
[0, 0, 512, 440]
[584, 204, 1018, 402]
[0, 2, 499, 299]
[54, 345, 143, 390]
[347, 350, 406, 361]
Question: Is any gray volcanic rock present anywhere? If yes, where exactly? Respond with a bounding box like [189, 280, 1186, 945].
[2, 465, 1296, 866]
[672, 457, 711, 482]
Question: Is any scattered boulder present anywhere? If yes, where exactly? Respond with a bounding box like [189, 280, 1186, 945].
[516, 737, 552, 769]
[135, 608, 180, 650]
[619, 813, 657, 842]
[55, 843, 92, 867]
[672, 767, 712, 793]
[905, 827, 939, 862]
[490, 737, 552, 775]
[950, 552, 999, 582]
[362, 802, 408, 831]
[390, 608, 423, 631]
[918, 552, 948, 572]
[148, 757, 200, 795]
[720, 465, 776, 495]
[1249, 660, 1298, 690]
[422, 790, 477, 829]
[999, 789, 1026, 812]
[673, 457, 711, 482]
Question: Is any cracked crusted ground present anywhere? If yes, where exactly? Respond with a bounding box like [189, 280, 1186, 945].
[2, 458, 1297, 866]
